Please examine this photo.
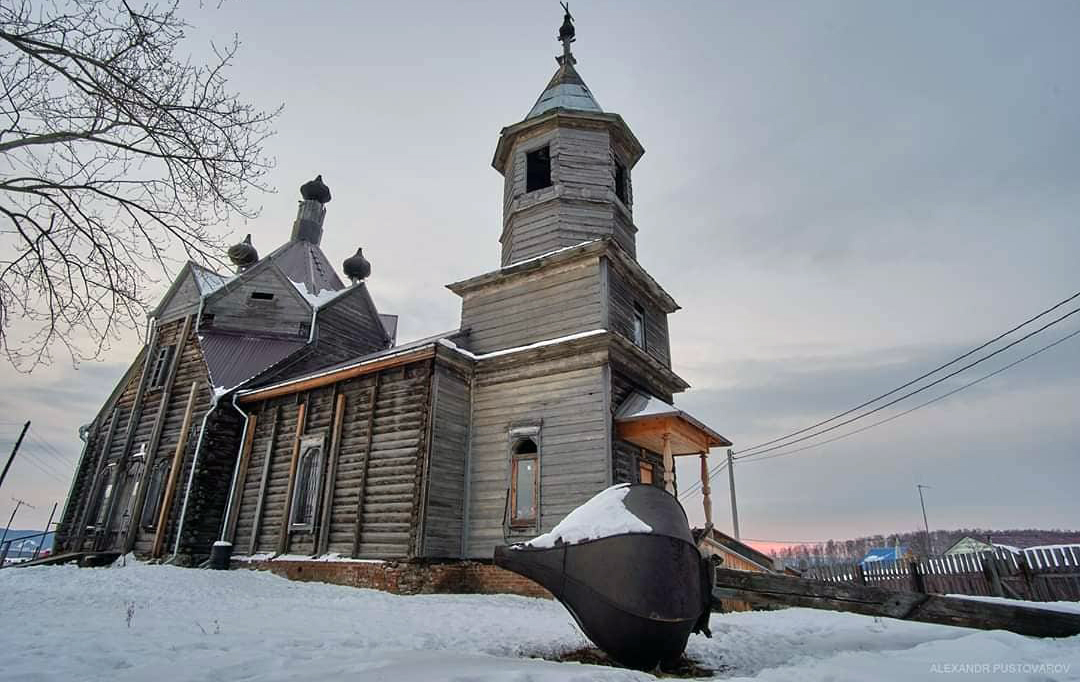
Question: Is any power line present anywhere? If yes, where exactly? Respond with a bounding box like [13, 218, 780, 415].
[27, 433, 76, 466]
[734, 289, 1080, 458]
[735, 326, 1080, 467]
[678, 452, 726, 499]
[734, 305, 1079, 461]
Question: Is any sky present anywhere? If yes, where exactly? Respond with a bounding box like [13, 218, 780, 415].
[1, 0, 1077, 550]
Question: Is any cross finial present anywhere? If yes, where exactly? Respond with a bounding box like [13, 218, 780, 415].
[557, 2, 576, 65]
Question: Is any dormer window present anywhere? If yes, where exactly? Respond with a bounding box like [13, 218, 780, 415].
[614, 159, 628, 205]
[526, 146, 552, 193]
[631, 303, 646, 349]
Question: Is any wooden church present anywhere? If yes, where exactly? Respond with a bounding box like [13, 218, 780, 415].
[55, 13, 731, 576]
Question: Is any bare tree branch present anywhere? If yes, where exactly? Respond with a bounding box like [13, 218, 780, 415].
[0, 0, 279, 371]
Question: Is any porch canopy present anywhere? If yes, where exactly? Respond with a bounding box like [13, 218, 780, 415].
[615, 391, 732, 528]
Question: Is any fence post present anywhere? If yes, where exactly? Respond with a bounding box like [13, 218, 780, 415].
[909, 560, 926, 593]
[854, 563, 867, 586]
[984, 551, 1005, 598]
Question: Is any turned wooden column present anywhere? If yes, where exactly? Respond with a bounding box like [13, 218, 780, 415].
[699, 451, 713, 528]
[662, 432, 674, 494]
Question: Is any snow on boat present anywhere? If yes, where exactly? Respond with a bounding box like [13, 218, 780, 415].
[493, 483, 712, 670]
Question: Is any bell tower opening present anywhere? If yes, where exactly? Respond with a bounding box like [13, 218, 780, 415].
[526, 146, 552, 193]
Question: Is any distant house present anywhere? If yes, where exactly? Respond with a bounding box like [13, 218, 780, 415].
[944, 536, 1020, 556]
[859, 546, 911, 566]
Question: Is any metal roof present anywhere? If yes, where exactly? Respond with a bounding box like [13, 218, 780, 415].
[527, 60, 602, 119]
[267, 240, 345, 297]
[199, 331, 307, 392]
[615, 390, 732, 450]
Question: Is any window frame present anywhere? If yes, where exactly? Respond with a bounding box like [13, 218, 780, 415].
[525, 145, 553, 193]
[614, 158, 629, 205]
[289, 435, 326, 532]
[87, 463, 118, 530]
[148, 344, 176, 389]
[140, 460, 170, 531]
[508, 425, 541, 530]
[638, 459, 654, 485]
[631, 302, 647, 349]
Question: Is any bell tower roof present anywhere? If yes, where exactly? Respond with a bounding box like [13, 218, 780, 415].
[527, 3, 602, 120]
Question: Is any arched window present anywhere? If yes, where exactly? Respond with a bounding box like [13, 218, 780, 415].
[510, 437, 539, 528]
[290, 442, 323, 530]
[140, 461, 170, 530]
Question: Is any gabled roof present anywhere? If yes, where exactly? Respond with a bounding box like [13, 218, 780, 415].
[860, 547, 909, 565]
[527, 59, 602, 119]
[149, 261, 231, 320]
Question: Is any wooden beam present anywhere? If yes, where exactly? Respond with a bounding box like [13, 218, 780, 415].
[249, 406, 279, 555]
[352, 376, 380, 558]
[237, 347, 434, 403]
[151, 381, 199, 558]
[223, 413, 258, 544]
[316, 393, 347, 556]
[711, 567, 1080, 638]
[276, 401, 307, 555]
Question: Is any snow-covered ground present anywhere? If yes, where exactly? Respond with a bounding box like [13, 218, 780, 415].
[1, 561, 1078, 681]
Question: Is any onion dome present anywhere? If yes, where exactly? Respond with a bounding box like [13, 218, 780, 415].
[227, 234, 258, 271]
[300, 174, 332, 204]
[343, 247, 371, 283]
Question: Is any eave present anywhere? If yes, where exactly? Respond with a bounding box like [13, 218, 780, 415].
[492, 109, 645, 174]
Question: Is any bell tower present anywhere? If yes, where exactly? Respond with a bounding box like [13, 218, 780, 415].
[493, 5, 644, 266]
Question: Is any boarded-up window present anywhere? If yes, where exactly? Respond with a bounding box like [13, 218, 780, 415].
[526, 146, 552, 193]
[639, 460, 654, 485]
[631, 303, 647, 349]
[510, 437, 539, 527]
[140, 461, 169, 530]
[290, 441, 324, 530]
[149, 345, 176, 388]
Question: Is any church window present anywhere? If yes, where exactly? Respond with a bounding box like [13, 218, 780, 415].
[149, 345, 176, 388]
[526, 146, 552, 193]
[87, 464, 117, 529]
[290, 439, 324, 531]
[509, 435, 539, 527]
[632, 303, 647, 349]
[250, 291, 275, 301]
[615, 159, 628, 204]
[140, 460, 170, 530]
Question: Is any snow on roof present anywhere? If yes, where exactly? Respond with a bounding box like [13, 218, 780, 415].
[522, 484, 652, 548]
[437, 329, 606, 361]
[527, 60, 602, 119]
[502, 240, 600, 270]
[290, 278, 347, 308]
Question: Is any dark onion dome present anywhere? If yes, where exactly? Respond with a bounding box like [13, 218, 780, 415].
[227, 234, 258, 269]
[343, 247, 371, 282]
[300, 174, 332, 204]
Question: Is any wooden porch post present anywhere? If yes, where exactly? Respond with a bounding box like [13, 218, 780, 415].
[699, 451, 713, 528]
[662, 432, 674, 494]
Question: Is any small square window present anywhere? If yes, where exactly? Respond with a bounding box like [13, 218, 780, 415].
[631, 303, 647, 349]
[526, 146, 552, 193]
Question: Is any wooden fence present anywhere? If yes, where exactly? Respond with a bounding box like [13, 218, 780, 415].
[803, 546, 1080, 602]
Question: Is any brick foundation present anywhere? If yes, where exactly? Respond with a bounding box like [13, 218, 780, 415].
[236, 558, 553, 599]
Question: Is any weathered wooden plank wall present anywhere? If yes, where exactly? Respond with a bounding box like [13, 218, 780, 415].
[465, 359, 609, 559]
[459, 258, 602, 355]
[609, 368, 667, 487]
[421, 361, 472, 558]
[205, 265, 310, 337]
[606, 260, 671, 368]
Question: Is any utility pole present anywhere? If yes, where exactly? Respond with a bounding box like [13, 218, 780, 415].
[727, 449, 740, 540]
[0, 421, 30, 494]
[32, 501, 58, 560]
[917, 484, 933, 556]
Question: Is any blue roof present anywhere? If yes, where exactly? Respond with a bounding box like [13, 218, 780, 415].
[859, 546, 909, 565]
